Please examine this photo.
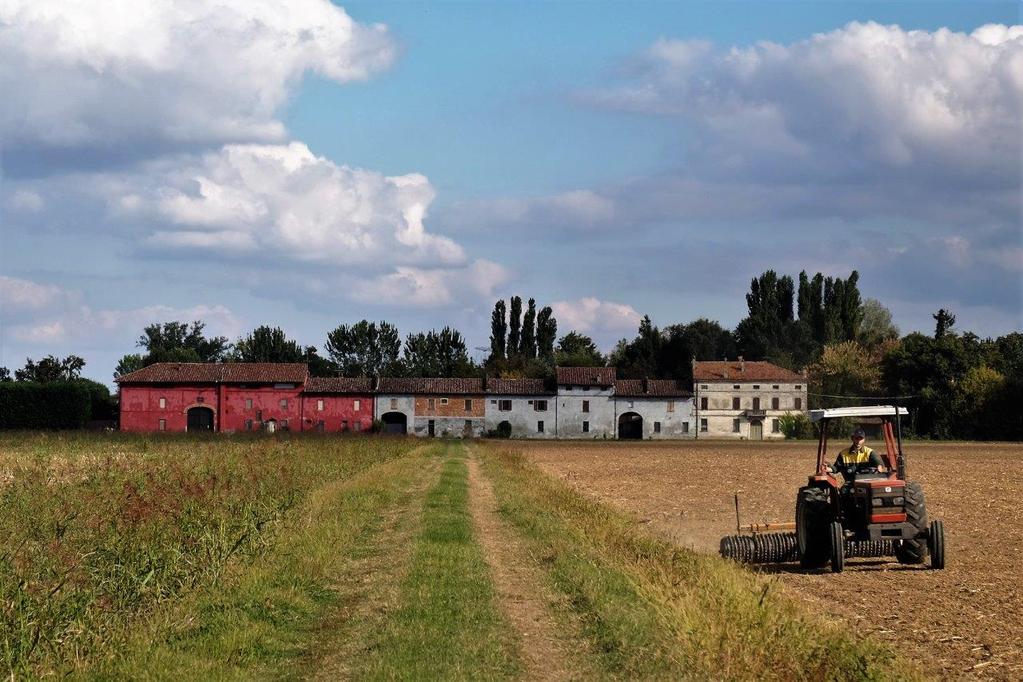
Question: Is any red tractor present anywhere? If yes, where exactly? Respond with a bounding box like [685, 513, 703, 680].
[796, 407, 945, 572]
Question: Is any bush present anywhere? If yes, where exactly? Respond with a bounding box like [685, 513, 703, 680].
[0, 382, 92, 429]
[778, 412, 814, 440]
[485, 421, 512, 439]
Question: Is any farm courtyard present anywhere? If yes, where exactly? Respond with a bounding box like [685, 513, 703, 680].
[1, 433, 1019, 679]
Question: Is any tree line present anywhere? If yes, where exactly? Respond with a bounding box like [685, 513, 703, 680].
[2, 272, 1019, 439]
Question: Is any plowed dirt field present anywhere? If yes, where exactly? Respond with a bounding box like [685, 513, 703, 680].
[508, 440, 1023, 680]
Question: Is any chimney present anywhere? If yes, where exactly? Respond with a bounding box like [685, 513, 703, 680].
[739, 356, 745, 373]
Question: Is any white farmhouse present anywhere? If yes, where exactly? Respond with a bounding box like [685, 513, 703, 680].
[614, 379, 695, 439]
[693, 358, 807, 439]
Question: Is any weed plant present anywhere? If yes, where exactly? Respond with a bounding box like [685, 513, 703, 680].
[0, 432, 414, 678]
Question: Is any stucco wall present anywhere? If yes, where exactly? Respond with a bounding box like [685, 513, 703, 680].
[414, 395, 485, 418]
[412, 416, 485, 438]
[484, 395, 556, 438]
[300, 394, 373, 433]
[120, 384, 221, 432]
[375, 394, 415, 433]
[556, 386, 615, 439]
[694, 381, 807, 440]
[614, 396, 695, 439]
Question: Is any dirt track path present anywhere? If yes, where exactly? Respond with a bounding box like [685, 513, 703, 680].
[466, 451, 591, 682]
[305, 449, 443, 680]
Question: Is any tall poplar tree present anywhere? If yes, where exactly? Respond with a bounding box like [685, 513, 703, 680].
[520, 298, 537, 358]
[489, 300, 507, 361]
[508, 296, 522, 358]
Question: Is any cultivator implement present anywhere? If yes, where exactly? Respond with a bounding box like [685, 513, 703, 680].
[718, 532, 896, 564]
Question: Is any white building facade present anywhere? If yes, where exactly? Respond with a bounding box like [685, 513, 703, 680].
[613, 379, 695, 439]
[693, 359, 808, 440]
[555, 367, 617, 439]
[484, 378, 557, 438]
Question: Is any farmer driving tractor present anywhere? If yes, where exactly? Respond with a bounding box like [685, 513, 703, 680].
[826, 427, 886, 481]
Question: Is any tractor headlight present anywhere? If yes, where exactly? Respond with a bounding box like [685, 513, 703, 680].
[893, 496, 904, 506]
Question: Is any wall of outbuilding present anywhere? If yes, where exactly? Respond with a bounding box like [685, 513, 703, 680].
[120, 384, 221, 432]
[484, 395, 556, 438]
[300, 394, 374, 433]
[556, 386, 616, 439]
[614, 396, 695, 439]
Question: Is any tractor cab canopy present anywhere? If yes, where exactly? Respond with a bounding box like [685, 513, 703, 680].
[811, 406, 910, 482]
[810, 406, 909, 423]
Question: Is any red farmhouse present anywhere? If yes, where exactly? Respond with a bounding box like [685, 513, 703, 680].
[117, 363, 374, 433]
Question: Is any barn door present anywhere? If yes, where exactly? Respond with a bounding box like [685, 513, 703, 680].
[750, 421, 763, 440]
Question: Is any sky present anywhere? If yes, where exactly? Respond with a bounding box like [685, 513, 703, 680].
[1, 0, 1020, 386]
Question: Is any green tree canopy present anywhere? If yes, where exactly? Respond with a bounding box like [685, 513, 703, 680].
[325, 320, 401, 377]
[555, 332, 605, 367]
[402, 327, 476, 377]
[14, 355, 85, 382]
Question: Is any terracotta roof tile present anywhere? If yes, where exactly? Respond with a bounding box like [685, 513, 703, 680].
[486, 378, 552, 395]
[692, 360, 804, 383]
[376, 377, 484, 395]
[116, 362, 308, 384]
[555, 366, 615, 386]
[614, 379, 692, 398]
[304, 377, 374, 393]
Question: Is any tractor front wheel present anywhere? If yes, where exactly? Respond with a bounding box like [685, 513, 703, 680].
[796, 487, 830, 569]
[829, 521, 845, 573]
[895, 482, 928, 564]
[928, 519, 945, 570]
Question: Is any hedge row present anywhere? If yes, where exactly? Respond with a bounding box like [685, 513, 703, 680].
[0, 382, 92, 429]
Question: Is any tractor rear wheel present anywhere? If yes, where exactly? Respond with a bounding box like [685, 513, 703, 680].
[929, 519, 945, 569]
[829, 521, 845, 573]
[796, 487, 830, 569]
[895, 481, 928, 564]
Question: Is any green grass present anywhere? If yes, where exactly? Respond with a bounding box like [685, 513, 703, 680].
[0, 432, 422, 679]
[479, 445, 923, 681]
[354, 446, 519, 681]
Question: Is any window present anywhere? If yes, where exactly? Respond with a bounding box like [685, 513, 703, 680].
[700, 397, 708, 410]
[245, 419, 253, 431]
[342, 419, 348, 431]
[390, 398, 398, 409]
[752, 397, 760, 410]
[667, 401, 674, 413]
[158, 418, 166, 431]
[795, 385, 801, 390]
[196, 396, 204, 403]
[159, 397, 166, 409]
[465, 399, 472, 411]
[732, 397, 740, 410]
[628, 400, 634, 408]
[795, 397, 802, 410]
[772, 385, 779, 390]
[654, 421, 661, 434]
[440, 398, 449, 405]
[428, 398, 435, 410]
[582, 421, 590, 433]
[245, 398, 253, 410]
[733, 418, 741, 433]
[354, 421, 362, 432]
[354, 400, 361, 411]
[317, 399, 324, 412]
[700, 418, 708, 432]
[772, 418, 780, 433]
[534, 400, 547, 412]
[771, 397, 779, 410]
[281, 419, 289, 430]
[537, 420, 544, 433]
[700, 384, 708, 389]
[682, 422, 689, 433]
[499, 399, 512, 411]
[733, 384, 740, 389]
[316, 420, 325, 432]
[582, 400, 590, 413]
[464, 419, 472, 431]
[753, 385, 760, 390]
[279, 398, 288, 409]
[274, 383, 296, 389]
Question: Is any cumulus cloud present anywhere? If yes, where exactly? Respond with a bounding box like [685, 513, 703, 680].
[550, 297, 642, 333]
[1, 276, 243, 345]
[109, 142, 465, 267]
[0, 0, 395, 173]
[351, 259, 510, 307]
[5, 189, 43, 212]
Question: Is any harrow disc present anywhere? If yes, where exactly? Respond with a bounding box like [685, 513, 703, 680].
[719, 532, 896, 563]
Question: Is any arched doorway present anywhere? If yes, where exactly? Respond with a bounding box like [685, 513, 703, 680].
[618, 412, 643, 440]
[186, 406, 214, 432]
[496, 420, 512, 438]
[381, 411, 408, 435]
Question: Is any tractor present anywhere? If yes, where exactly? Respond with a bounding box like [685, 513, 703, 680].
[795, 406, 945, 573]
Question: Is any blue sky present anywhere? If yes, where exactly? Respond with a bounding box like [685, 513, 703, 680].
[1, 1, 1020, 385]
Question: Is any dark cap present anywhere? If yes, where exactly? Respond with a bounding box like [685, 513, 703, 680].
[852, 428, 866, 439]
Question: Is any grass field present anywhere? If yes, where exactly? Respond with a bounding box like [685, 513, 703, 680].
[1, 433, 926, 680]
